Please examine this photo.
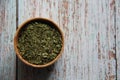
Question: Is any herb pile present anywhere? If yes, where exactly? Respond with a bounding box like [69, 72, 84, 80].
[17, 21, 62, 65]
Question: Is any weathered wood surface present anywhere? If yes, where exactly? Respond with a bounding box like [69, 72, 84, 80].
[116, 0, 120, 79]
[0, 0, 16, 80]
[0, 0, 119, 80]
[17, 0, 117, 80]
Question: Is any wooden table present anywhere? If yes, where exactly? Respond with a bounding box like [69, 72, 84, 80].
[0, 0, 120, 80]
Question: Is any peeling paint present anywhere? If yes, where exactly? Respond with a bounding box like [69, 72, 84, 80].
[108, 50, 116, 59]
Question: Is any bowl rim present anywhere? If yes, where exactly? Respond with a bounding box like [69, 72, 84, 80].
[14, 17, 64, 68]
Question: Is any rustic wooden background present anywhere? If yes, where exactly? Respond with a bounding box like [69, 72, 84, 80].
[0, 0, 120, 80]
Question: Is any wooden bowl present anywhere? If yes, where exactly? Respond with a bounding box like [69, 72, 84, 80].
[14, 18, 64, 68]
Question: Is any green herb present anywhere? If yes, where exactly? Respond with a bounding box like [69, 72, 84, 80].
[17, 21, 62, 65]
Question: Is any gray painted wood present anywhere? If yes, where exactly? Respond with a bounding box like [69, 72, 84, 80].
[116, 0, 120, 79]
[17, 0, 117, 80]
[0, 0, 16, 80]
[1, 0, 119, 80]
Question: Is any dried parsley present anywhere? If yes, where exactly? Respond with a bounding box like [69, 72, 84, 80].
[17, 21, 62, 65]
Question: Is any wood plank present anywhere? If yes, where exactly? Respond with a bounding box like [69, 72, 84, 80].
[0, 0, 16, 80]
[116, 0, 120, 79]
[18, 0, 116, 80]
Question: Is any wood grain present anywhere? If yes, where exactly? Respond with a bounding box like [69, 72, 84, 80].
[116, 0, 120, 79]
[0, 0, 16, 80]
[17, 0, 116, 80]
